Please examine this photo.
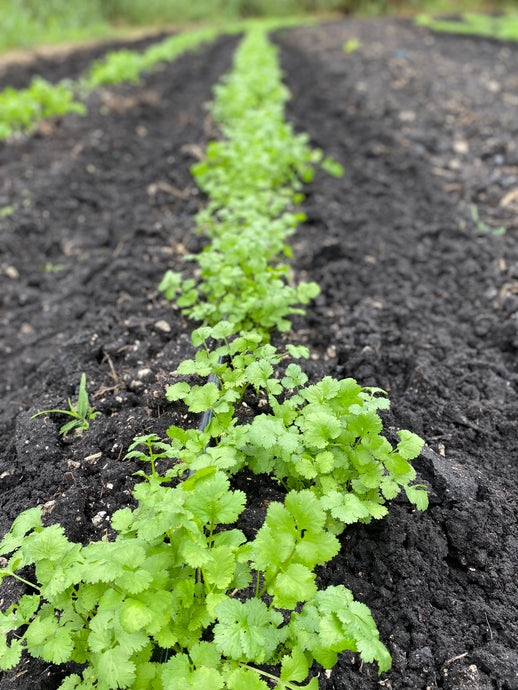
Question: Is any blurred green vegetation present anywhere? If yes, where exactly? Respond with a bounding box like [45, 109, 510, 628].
[2, 0, 518, 52]
[0, 0, 110, 51]
[416, 11, 518, 40]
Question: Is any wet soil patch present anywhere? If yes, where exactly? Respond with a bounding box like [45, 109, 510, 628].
[1, 18, 518, 690]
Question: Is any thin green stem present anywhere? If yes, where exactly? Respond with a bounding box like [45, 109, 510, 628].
[240, 662, 306, 689]
[6, 572, 41, 592]
[257, 544, 297, 599]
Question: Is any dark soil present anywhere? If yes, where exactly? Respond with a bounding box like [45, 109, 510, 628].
[1, 17, 517, 690]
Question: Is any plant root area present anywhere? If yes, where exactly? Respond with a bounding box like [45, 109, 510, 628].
[1, 18, 517, 690]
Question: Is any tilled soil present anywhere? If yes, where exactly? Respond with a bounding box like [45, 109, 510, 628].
[0, 18, 517, 690]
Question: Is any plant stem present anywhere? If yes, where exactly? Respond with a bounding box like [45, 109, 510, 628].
[257, 544, 297, 599]
[6, 572, 41, 592]
[240, 662, 303, 689]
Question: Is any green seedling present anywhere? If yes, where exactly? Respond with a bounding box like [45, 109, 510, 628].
[470, 204, 506, 236]
[0, 205, 14, 217]
[41, 262, 64, 273]
[31, 373, 100, 436]
[124, 433, 178, 482]
[416, 12, 518, 42]
[343, 38, 361, 53]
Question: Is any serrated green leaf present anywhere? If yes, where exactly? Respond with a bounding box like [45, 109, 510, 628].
[362, 501, 388, 520]
[285, 344, 310, 360]
[0, 637, 23, 670]
[25, 615, 74, 664]
[211, 321, 236, 340]
[111, 508, 134, 534]
[405, 485, 429, 511]
[21, 524, 71, 564]
[182, 471, 246, 525]
[185, 382, 220, 413]
[192, 326, 213, 347]
[245, 360, 274, 391]
[203, 545, 236, 589]
[189, 641, 222, 669]
[223, 667, 269, 690]
[119, 598, 153, 633]
[295, 530, 340, 568]
[385, 453, 413, 476]
[298, 409, 341, 449]
[380, 476, 400, 500]
[272, 563, 317, 608]
[177, 359, 197, 375]
[297, 281, 320, 303]
[158, 270, 182, 297]
[14, 593, 39, 623]
[315, 451, 334, 473]
[57, 674, 82, 690]
[320, 491, 371, 524]
[166, 382, 191, 402]
[397, 430, 425, 460]
[95, 647, 136, 688]
[214, 598, 285, 663]
[281, 363, 308, 389]
[302, 377, 340, 405]
[280, 645, 309, 682]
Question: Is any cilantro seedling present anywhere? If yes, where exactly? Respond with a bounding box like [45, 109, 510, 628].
[31, 373, 100, 436]
[470, 204, 506, 236]
[343, 37, 361, 53]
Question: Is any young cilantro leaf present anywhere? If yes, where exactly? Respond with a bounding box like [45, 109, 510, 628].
[214, 598, 287, 663]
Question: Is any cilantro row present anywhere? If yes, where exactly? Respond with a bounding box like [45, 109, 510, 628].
[158, 26, 342, 337]
[0, 28, 427, 689]
[0, 27, 218, 140]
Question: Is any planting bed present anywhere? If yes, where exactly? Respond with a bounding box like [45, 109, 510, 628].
[1, 17, 517, 689]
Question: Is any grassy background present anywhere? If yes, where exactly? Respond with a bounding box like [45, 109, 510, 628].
[1, 0, 518, 52]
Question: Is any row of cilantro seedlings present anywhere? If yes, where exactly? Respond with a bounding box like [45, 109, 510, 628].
[0, 29, 427, 690]
[0, 27, 218, 140]
[0, 17, 310, 141]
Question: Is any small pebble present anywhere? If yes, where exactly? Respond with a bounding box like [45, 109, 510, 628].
[155, 320, 171, 333]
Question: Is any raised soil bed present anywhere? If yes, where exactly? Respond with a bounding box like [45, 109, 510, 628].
[1, 18, 517, 689]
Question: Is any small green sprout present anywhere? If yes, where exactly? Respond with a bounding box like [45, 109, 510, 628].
[41, 262, 64, 273]
[31, 373, 100, 436]
[343, 38, 361, 53]
[470, 204, 506, 236]
[321, 156, 345, 178]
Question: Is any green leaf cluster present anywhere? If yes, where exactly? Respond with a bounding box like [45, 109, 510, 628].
[161, 326, 427, 530]
[0, 469, 389, 688]
[85, 28, 218, 88]
[416, 12, 518, 42]
[159, 28, 339, 336]
[0, 77, 85, 140]
[0, 27, 220, 140]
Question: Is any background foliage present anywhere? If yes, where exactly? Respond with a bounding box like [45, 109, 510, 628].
[1, 0, 517, 51]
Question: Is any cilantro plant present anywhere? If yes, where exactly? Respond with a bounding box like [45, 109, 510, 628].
[163, 325, 428, 533]
[0, 468, 391, 688]
[31, 373, 100, 437]
[84, 28, 218, 88]
[0, 77, 85, 140]
[159, 28, 341, 337]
